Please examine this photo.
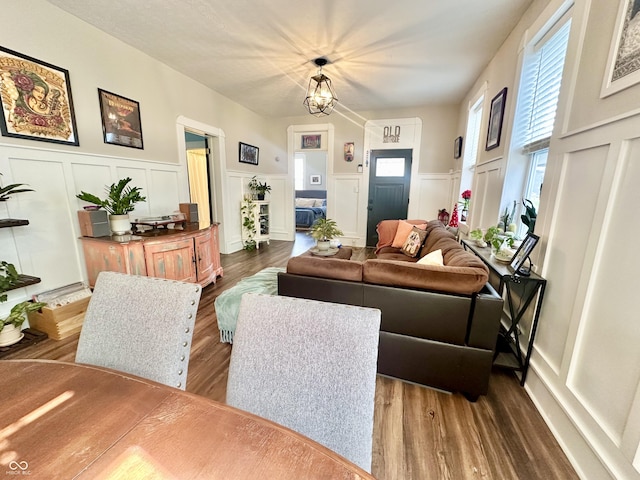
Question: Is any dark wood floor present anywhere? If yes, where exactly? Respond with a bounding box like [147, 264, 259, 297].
[5, 234, 578, 479]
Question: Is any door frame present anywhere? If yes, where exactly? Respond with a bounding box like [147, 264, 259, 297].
[287, 123, 334, 241]
[361, 118, 422, 244]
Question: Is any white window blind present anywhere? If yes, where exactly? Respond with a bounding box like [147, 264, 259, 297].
[516, 18, 571, 153]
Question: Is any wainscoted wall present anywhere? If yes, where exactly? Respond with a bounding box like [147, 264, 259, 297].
[0, 144, 187, 316]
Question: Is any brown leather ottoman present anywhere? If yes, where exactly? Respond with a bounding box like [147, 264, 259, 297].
[300, 247, 352, 260]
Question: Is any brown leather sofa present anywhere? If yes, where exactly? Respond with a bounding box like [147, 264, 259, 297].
[277, 220, 504, 400]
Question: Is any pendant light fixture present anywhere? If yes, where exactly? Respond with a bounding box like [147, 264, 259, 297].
[303, 58, 338, 116]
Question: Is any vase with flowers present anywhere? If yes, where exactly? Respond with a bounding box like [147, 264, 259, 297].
[459, 189, 471, 221]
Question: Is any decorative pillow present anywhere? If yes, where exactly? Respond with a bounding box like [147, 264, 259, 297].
[401, 227, 428, 257]
[392, 220, 415, 248]
[417, 249, 444, 266]
[313, 199, 326, 207]
[295, 198, 316, 208]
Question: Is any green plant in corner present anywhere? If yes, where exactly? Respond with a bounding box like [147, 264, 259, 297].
[0, 172, 35, 202]
[76, 177, 146, 215]
[521, 198, 537, 234]
[240, 196, 257, 251]
[247, 176, 271, 199]
[309, 218, 343, 242]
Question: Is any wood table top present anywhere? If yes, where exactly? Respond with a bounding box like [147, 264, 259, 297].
[0, 359, 374, 479]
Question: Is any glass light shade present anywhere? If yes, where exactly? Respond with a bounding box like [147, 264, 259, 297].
[303, 73, 338, 116]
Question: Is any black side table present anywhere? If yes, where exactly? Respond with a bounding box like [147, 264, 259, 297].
[461, 239, 547, 385]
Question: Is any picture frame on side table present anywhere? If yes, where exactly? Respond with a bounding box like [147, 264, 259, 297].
[0, 46, 79, 146]
[509, 233, 539, 276]
[239, 142, 259, 165]
[601, 0, 640, 98]
[98, 89, 143, 149]
[485, 87, 507, 151]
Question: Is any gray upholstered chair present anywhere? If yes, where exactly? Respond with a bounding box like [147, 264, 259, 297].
[226, 293, 381, 472]
[75, 271, 201, 390]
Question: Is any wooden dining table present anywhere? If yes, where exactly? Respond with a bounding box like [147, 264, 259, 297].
[0, 359, 374, 479]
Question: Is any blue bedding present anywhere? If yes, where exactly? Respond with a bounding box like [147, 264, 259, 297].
[296, 206, 325, 228]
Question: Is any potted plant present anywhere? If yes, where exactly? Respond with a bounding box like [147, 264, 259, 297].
[309, 218, 343, 251]
[240, 196, 257, 251]
[521, 198, 537, 234]
[76, 177, 146, 234]
[248, 176, 271, 200]
[0, 172, 35, 202]
[470, 228, 486, 247]
[0, 260, 45, 346]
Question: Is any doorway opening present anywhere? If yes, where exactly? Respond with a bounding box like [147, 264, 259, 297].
[184, 131, 212, 228]
[294, 147, 327, 232]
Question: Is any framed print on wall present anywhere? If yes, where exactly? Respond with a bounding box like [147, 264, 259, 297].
[301, 134, 321, 149]
[239, 142, 259, 165]
[310, 174, 321, 185]
[485, 87, 507, 151]
[0, 46, 79, 146]
[454, 136, 463, 159]
[601, 0, 640, 97]
[98, 89, 143, 149]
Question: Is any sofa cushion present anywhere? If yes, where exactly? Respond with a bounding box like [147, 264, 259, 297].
[362, 259, 488, 295]
[401, 226, 427, 257]
[286, 256, 363, 282]
[420, 224, 457, 257]
[376, 219, 427, 254]
[417, 249, 444, 266]
[391, 220, 415, 248]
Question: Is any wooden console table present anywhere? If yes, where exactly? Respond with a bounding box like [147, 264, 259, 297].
[461, 239, 547, 385]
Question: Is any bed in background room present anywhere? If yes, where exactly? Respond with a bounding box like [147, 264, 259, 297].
[295, 190, 326, 229]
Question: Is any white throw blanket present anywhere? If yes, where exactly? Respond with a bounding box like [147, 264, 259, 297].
[214, 267, 285, 343]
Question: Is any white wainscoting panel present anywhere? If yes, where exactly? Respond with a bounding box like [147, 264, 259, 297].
[472, 159, 503, 229]
[147, 169, 182, 216]
[536, 145, 610, 375]
[330, 176, 361, 244]
[413, 174, 452, 221]
[267, 175, 288, 240]
[568, 138, 640, 447]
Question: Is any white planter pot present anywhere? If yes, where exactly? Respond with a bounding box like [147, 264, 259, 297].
[317, 240, 331, 251]
[109, 214, 131, 235]
[0, 323, 23, 347]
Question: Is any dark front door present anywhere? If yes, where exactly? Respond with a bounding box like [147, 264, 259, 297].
[366, 149, 412, 246]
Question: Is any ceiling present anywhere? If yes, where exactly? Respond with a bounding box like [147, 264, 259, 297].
[47, 0, 533, 118]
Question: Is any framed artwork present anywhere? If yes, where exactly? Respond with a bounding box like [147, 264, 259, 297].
[301, 134, 321, 149]
[98, 89, 143, 149]
[344, 142, 354, 162]
[486, 87, 507, 151]
[509, 233, 539, 276]
[0, 46, 79, 146]
[601, 0, 640, 97]
[239, 142, 259, 165]
[309, 174, 321, 185]
[454, 136, 463, 159]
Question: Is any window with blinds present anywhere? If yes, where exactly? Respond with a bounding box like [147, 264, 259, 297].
[515, 17, 571, 154]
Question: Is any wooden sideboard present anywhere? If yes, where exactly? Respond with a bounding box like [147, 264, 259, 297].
[80, 223, 223, 288]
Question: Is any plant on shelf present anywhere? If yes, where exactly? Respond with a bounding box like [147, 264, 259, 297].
[470, 228, 486, 247]
[309, 218, 343, 251]
[0, 260, 46, 346]
[76, 177, 146, 235]
[0, 172, 35, 202]
[498, 200, 517, 233]
[240, 196, 257, 251]
[521, 198, 537, 234]
[248, 176, 271, 200]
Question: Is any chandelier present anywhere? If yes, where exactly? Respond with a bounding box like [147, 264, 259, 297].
[303, 58, 338, 116]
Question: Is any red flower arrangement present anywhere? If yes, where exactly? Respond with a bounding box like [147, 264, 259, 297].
[461, 190, 471, 200]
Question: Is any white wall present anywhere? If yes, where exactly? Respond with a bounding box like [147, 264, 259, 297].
[459, 0, 640, 478]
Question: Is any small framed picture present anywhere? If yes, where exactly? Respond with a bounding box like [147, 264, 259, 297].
[486, 87, 508, 151]
[301, 134, 321, 149]
[0, 46, 79, 146]
[601, 0, 640, 97]
[98, 89, 143, 149]
[310, 174, 321, 185]
[344, 142, 354, 162]
[509, 233, 539, 275]
[239, 142, 259, 165]
[454, 136, 463, 159]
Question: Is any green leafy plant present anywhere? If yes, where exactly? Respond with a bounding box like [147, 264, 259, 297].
[76, 177, 146, 215]
[521, 198, 537, 234]
[309, 218, 343, 242]
[0, 172, 35, 202]
[240, 196, 257, 250]
[248, 176, 271, 198]
[1, 300, 46, 333]
[483, 226, 500, 243]
[470, 228, 483, 241]
[0, 261, 20, 303]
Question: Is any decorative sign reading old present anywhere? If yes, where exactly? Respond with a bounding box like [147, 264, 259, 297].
[383, 126, 401, 143]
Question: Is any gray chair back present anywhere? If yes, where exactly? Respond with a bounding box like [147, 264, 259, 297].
[226, 293, 381, 472]
[75, 271, 201, 390]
